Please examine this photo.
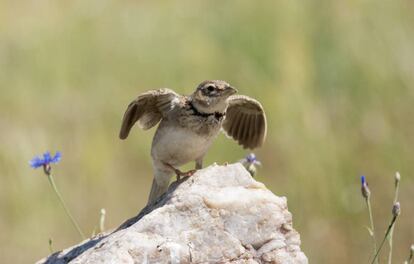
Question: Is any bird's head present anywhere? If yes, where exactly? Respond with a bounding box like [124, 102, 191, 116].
[191, 80, 238, 114]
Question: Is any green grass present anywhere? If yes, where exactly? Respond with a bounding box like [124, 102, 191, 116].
[0, 1, 413, 263]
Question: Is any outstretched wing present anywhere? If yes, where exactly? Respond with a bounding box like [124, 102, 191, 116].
[119, 89, 180, 139]
[222, 95, 267, 149]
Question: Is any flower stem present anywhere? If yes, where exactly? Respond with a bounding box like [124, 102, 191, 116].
[409, 249, 413, 264]
[47, 174, 86, 240]
[388, 176, 400, 264]
[99, 208, 106, 233]
[365, 197, 379, 264]
[371, 216, 398, 264]
[406, 248, 413, 264]
[48, 238, 54, 254]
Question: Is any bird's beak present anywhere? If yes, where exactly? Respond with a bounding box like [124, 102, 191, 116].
[225, 86, 238, 96]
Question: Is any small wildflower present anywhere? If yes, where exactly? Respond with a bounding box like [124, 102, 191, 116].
[392, 202, 401, 217]
[240, 153, 261, 177]
[30, 151, 61, 175]
[30, 151, 61, 168]
[361, 176, 371, 199]
[246, 153, 261, 165]
[29, 151, 85, 239]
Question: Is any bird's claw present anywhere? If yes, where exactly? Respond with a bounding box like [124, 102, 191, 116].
[176, 169, 197, 181]
[163, 162, 197, 181]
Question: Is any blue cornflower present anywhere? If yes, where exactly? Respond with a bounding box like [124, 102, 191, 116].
[240, 153, 261, 177]
[29, 151, 84, 238]
[360, 175, 370, 199]
[361, 175, 366, 185]
[245, 153, 261, 165]
[30, 151, 61, 169]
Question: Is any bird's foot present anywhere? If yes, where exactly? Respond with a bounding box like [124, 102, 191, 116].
[163, 163, 197, 181]
[176, 169, 197, 181]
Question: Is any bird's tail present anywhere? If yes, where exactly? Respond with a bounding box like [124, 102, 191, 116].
[148, 178, 169, 205]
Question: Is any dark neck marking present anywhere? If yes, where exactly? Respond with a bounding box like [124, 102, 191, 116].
[189, 101, 225, 120]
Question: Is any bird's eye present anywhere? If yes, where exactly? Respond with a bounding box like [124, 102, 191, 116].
[206, 85, 215, 92]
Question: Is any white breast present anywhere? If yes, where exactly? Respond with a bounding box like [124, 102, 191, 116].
[151, 125, 218, 167]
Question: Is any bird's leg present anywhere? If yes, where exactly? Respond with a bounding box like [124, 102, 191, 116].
[195, 158, 203, 170]
[163, 162, 196, 181]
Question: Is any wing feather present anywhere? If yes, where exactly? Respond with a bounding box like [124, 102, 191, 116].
[242, 114, 253, 146]
[253, 114, 261, 147]
[224, 109, 235, 136]
[257, 114, 266, 146]
[247, 114, 256, 148]
[222, 95, 267, 149]
[230, 111, 241, 135]
[229, 110, 241, 136]
[236, 114, 247, 143]
[119, 88, 180, 139]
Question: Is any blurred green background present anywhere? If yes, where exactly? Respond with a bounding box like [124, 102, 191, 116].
[1, 0, 413, 263]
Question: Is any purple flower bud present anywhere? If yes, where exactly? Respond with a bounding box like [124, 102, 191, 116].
[361, 175, 366, 185]
[240, 153, 261, 177]
[245, 153, 261, 166]
[360, 176, 371, 199]
[246, 153, 257, 163]
[392, 202, 401, 217]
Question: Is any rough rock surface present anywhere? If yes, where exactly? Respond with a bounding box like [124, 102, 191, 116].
[38, 163, 308, 264]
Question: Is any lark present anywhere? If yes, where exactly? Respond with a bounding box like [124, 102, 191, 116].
[119, 80, 267, 204]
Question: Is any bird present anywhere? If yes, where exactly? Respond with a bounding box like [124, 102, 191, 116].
[119, 80, 267, 204]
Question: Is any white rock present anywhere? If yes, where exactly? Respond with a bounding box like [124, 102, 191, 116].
[38, 163, 308, 264]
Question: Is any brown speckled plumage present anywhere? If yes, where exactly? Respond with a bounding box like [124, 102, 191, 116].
[119, 80, 267, 204]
